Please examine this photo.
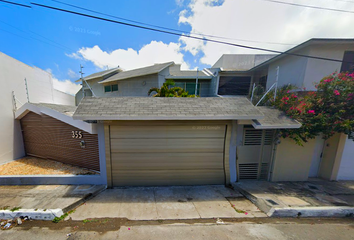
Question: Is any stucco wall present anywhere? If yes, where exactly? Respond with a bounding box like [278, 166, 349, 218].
[53, 89, 75, 105]
[303, 43, 354, 91]
[271, 137, 317, 181]
[267, 43, 354, 91]
[75, 74, 159, 102]
[0, 52, 74, 164]
[267, 47, 310, 90]
[337, 138, 354, 180]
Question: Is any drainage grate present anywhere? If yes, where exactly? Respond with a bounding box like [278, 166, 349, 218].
[308, 185, 318, 190]
[266, 199, 279, 205]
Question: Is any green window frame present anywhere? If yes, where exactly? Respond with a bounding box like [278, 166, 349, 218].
[104, 85, 111, 92]
[104, 84, 118, 92]
[112, 84, 118, 92]
[174, 82, 201, 95]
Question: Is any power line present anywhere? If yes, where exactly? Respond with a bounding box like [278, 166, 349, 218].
[257, 0, 354, 14]
[318, 0, 354, 3]
[0, 0, 31, 8]
[0, 19, 75, 52]
[52, 0, 295, 46]
[30, 2, 352, 64]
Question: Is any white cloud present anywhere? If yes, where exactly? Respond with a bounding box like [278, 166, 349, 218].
[178, 0, 354, 65]
[175, 0, 185, 7]
[65, 52, 82, 60]
[70, 40, 190, 70]
[52, 78, 81, 95]
[67, 69, 78, 79]
[46, 69, 81, 95]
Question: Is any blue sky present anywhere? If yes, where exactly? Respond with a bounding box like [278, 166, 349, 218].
[0, 0, 353, 94]
[0, 0, 199, 80]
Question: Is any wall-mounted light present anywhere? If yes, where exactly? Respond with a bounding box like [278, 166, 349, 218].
[80, 140, 86, 149]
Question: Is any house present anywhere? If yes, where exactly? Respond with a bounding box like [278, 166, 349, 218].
[212, 38, 354, 182]
[70, 96, 299, 187]
[0, 52, 75, 165]
[75, 62, 215, 105]
[210, 54, 275, 96]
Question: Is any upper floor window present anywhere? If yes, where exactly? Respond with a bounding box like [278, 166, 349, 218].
[104, 84, 118, 93]
[174, 82, 201, 95]
[218, 76, 251, 96]
[341, 51, 354, 73]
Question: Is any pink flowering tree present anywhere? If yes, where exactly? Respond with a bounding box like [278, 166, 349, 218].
[264, 72, 354, 145]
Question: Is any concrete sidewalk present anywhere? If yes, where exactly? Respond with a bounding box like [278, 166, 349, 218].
[0, 185, 105, 220]
[234, 179, 354, 217]
[70, 185, 267, 220]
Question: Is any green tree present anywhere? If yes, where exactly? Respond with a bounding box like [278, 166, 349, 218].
[148, 80, 197, 97]
[261, 72, 354, 145]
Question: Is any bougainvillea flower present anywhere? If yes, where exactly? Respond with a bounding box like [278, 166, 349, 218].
[308, 110, 315, 114]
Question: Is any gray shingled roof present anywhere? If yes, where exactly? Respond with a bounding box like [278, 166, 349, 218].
[75, 68, 121, 82]
[32, 103, 77, 116]
[73, 97, 264, 121]
[166, 70, 212, 79]
[100, 62, 174, 84]
[252, 106, 301, 129]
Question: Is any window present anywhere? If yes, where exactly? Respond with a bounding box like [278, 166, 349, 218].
[104, 85, 111, 92]
[104, 84, 118, 92]
[218, 76, 251, 95]
[112, 84, 118, 92]
[174, 82, 201, 95]
[341, 51, 354, 73]
[258, 75, 268, 89]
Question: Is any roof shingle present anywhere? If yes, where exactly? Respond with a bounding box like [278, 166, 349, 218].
[73, 97, 264, 121]
[252, 106, 301, 129]
[100, 62, 174, 84]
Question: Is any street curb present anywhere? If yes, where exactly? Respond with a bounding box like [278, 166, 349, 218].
[62, 185, 107, 213]
[0, 209, 63, 221]
[269, 206, 354, 218]
[232, 183, 272, 214]
[232, 183, 354, 218]
[0, 185, 107, 221]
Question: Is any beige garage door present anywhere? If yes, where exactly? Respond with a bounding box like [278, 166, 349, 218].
[110, 124, 226, 186]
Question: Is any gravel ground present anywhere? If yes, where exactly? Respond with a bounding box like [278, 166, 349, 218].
[0, 157, 98, 175]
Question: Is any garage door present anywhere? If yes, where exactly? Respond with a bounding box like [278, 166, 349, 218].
[109, 124, 226, 186]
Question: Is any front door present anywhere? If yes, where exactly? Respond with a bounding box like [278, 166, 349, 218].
[236, 126, 274, 180]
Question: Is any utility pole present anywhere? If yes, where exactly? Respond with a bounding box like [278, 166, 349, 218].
[195, 68, 199, 97]
[24, 78, 29, 103]
[80, 64, 85, 99]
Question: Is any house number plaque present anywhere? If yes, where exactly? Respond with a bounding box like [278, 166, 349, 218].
[72, 131, 83, 139]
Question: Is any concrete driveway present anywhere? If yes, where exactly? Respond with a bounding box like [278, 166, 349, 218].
[70, 185, 266, 220]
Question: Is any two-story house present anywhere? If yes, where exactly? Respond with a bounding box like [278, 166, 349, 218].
[211, 38, 354, 182]
[75, 62, 215, 105]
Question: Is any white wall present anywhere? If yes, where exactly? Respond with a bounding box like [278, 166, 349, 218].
[267, 47, 310, 89]
[0, 52, 75, 164]
[271, 137, 317, 181]
[337, 138, 354, 180]
[53, 89, 75, 105]
[304, 43, 354, 90]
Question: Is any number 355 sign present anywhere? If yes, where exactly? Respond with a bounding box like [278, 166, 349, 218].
[72, 131, 83, 139]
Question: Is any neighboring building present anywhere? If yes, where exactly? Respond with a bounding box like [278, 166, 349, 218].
[203, 38, 354, 182]
[210, 54, 275, 96]
[0, 52, 75, 165]
[74, 62, 215, 105]
[246, 38, 354, 181]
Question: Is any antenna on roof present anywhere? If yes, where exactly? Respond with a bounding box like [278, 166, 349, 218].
[80, 64, 85, 99]
[79, 64, 97, 98]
